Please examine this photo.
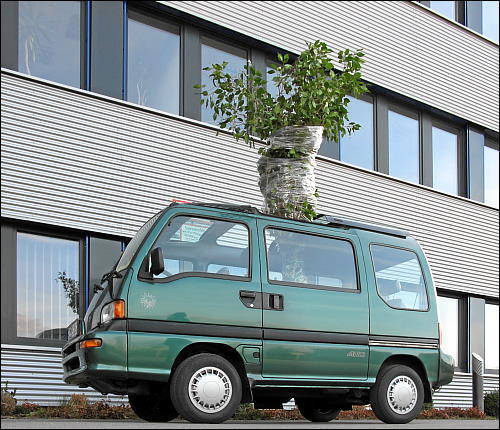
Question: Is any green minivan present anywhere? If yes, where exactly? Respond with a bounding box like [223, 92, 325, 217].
[62, 202, 454, 424]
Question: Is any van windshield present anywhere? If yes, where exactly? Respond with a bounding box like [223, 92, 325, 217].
[116, 210, 164, 272]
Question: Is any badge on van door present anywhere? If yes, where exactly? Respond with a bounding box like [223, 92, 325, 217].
[347, 351, 366, 358]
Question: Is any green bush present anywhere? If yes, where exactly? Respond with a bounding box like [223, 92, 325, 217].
[484, 390, 499, 418]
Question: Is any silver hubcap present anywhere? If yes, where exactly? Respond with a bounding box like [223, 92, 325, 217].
[188, 366, 232, 414]
[387, 375, 418, 415]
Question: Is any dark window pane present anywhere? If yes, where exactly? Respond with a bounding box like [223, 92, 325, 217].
[18, 1, 81, 87]
[89, 237, 123, 298]
[340, 97, 374, 170]
[429, 1, 456, 19]
[153, 216, 249, 278]
[485, 303, 499, 370]
[482, 1, 499, 42]
[201, 41, 246, 124]
[265, 229, 358, 290]
[388, 110, 420, 183]
[484, 145, 499, 208]
[432, 126, 458, 195]
[437, 296, 459, 366]
[127, 12, 180, 114]
[371, 245, 428, 311]
[17, 233, 79, 341]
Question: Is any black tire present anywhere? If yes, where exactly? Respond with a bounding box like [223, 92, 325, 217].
[169, 353, 242, 423]
[128, 391, 178, 422]
[370, 364, 424, 424]
[296, 398, 341, 422]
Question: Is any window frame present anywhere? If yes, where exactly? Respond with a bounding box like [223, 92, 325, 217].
[483, 136, 499, 208]
[429, 118, 465, 196]
[263, 225, 361, 293]
[369, 243, 431, 313]
[437, 291, 468, 372]
[137, 213, 253, 284]
[3, 222, 85, 347]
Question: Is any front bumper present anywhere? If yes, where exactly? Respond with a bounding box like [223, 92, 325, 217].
[61, 322, 128, 394]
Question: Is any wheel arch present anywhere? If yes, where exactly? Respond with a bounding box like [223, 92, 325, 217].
[376, 355, 433, 403]
[170, 342, 252, 403]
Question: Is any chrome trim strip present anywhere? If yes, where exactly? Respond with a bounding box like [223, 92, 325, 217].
[369, 340, 438, 349]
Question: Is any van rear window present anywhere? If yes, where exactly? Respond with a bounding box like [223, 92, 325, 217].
[370, 245, 429, 311]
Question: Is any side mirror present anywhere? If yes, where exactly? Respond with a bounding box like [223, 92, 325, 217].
[150, 247, 164, 276]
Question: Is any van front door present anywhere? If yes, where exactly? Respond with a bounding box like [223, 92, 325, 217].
[257, 220, 369, 381]
[126, 211, 262, 377]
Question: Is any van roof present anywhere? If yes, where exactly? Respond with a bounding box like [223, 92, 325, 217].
[169, 202, 410, 239]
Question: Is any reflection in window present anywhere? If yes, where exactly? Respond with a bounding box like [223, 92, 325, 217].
[388, 110, 420, 184]
[484, 145, 499, 208]
[485, 303, 499, 370]
[429, 1, 456, 19]
[17, 233, 79, 340]
[153, 216, 249, 278]
[371, 245, 428, 311]
[340, 97, 374, 170]
[265, 229, 358, 290]
[127, 12, 180, 113]
[201, 41, 246, 124]
[437, 296, 460, 367]
[432, 126, 458, 195]
[266, 64, 279, 99]
[18, 1, 81, 88]
[482, 1, 499, 42]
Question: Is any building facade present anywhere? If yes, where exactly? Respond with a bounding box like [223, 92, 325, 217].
[1, 0, 498, 408]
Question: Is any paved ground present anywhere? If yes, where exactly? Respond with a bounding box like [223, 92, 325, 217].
[1, 419, 498, 429]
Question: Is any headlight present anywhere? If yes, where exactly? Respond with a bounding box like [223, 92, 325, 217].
[100, 300, 125, 324]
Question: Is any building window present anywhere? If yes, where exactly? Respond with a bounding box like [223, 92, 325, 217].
[480, 1, 499, 42]
[437, 295, 460, 368]
[127, 10, 180, 114]
[485, 303, 499, 372]
[17, 232, 80, 341]
[371, 245, 428, 311]
[339, 96, 375, 170]
[201, 37, 247, 124]
[18, 1, 82, 88]
[484, 141, 499, 208]
[429, 1, 457, 20]
[265, 229, 358, 290]
[432, 125, 459, 195]
[388, 108, 420, 184]
[89, 237, 123, 300]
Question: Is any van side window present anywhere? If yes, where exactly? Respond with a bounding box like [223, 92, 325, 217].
[265, 228, 358, 290]
[153, 216, 250, 279]
[370, 245, 428, 311]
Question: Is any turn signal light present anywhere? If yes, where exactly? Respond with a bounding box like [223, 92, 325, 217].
[80, 339, 102, 349]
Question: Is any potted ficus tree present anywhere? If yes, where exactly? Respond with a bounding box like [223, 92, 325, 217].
[196, 40, 368, 221]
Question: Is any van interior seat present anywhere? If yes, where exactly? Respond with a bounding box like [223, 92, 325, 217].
[376, 278, 400, 297]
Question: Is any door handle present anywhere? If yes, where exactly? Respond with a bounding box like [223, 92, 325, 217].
[239, 290, 262, 309]
[266, 293, 284, 311]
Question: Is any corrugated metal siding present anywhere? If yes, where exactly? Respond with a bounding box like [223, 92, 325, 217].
[160, 1, 499, 132]
[433, 373, 499, 408]
[0, 344, 128, 406]
[2, 72, 498, 298]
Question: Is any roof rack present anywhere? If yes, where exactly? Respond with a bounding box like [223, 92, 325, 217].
[170, 202, 409, 238]
[315, 215, 409, 238]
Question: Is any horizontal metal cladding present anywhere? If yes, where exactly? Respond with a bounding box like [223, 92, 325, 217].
[0, 344, 128, 406]
[1, 72, 498, 299]
[160, 1, 499, 132]
[432, 372, 499, 408]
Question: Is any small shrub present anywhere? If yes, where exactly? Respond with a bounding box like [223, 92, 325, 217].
[1, 391, 17, 416]
[15, 402, 40, 415]
[417, 407, 486, 419]
[261, 408, 303, 420]
[338, 406, 375, 420]
[484, 390, 499, 418]
[233, 403, 265, 420]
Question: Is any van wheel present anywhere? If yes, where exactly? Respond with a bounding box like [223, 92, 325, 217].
[370, 364, 424, 424]
[296, 398, 341, 422]
[128, 392, 178, 422]
[170, 353, 242, 423]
